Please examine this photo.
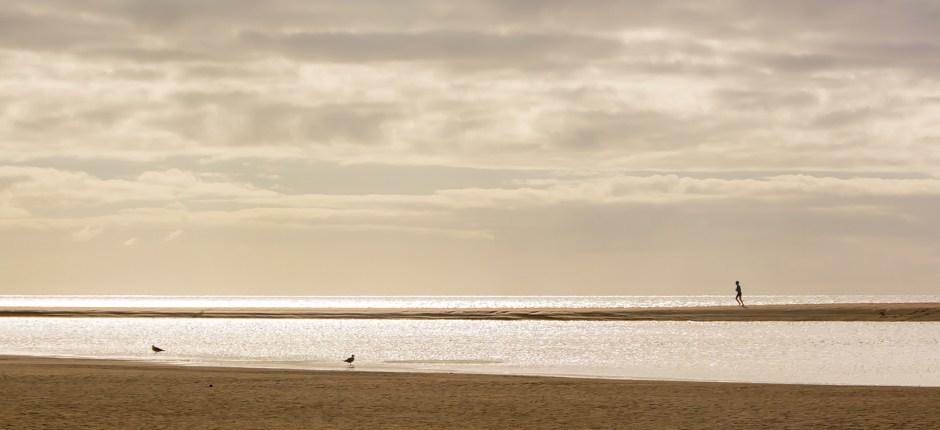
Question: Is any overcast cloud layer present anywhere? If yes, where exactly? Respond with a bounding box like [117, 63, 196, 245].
[1, 1, 939, 295]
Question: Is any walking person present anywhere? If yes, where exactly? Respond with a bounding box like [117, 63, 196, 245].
[735, 281, 745, 307]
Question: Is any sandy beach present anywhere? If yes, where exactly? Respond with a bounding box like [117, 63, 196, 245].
[1, 356, 937, 429]
[1, 303, 938, 321]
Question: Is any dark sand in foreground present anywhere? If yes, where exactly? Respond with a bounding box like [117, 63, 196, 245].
[1, 356, 938, 430]
[2, 303, 939, 321]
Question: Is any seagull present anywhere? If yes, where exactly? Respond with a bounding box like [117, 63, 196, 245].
[344, 354, 355, 367]
[151, 345, 165, 353]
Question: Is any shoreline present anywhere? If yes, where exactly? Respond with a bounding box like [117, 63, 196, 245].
[3, 353, 935, 388]
[1, 302, 939, 321]
[2, 355, 938, 429]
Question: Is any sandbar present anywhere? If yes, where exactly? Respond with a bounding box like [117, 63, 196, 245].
[1, 303, 938, 321]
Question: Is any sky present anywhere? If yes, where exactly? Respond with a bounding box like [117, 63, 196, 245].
[1, 1, 940, 295]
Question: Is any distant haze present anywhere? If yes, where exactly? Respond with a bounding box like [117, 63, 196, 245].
[1, 1, 939, 295]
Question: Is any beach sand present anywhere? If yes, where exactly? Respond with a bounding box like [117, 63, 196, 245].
[1, 356, 938, 429]
[1, 303, 939, 321]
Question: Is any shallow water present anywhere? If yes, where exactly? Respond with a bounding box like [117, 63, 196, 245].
[0, 317, 937, 386]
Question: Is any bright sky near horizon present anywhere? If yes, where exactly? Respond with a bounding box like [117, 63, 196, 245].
[1, 1, 939, 295]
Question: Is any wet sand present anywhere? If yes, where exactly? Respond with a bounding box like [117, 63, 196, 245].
[1, 303, 938, 321]
[1, 356, 938, 429]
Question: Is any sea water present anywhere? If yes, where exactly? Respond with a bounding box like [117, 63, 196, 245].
[1, 294, 938, 309]
[0, 313, 937, 387]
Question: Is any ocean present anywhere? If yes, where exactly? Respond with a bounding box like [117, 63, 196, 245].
[2, 294, 939, 309]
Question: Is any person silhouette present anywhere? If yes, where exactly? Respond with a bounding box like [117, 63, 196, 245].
[735, 281, 744, 307]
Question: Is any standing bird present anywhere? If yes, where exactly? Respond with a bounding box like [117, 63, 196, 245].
[151, 345, 165, 353]
[344, 354, 355, 367]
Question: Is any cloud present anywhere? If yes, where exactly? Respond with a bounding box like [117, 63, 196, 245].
[72, 225, 104, 241]
[239, 30, 623, 69]
[809, 108, 880, 129]
[0, 8, 117, 52]
[2, 0, 940, 172]
[164, 93, 404, 147]
[163, 229, 183, 242]
[0, 166, 276, 210]
[4, 164, 940, 238]
[3, 1, 940, 294]
[122, 237, 138, 246]
[712, 89, 819, 111]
